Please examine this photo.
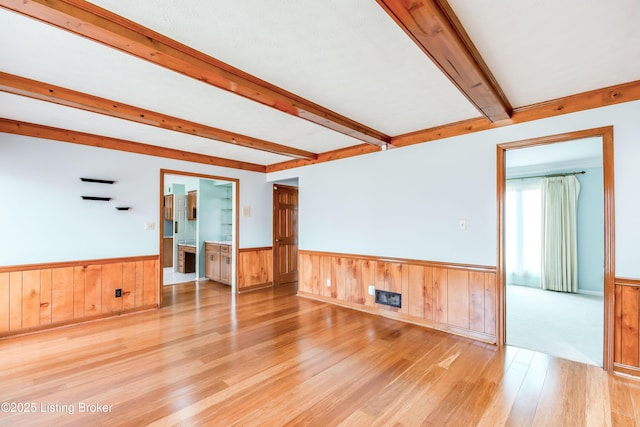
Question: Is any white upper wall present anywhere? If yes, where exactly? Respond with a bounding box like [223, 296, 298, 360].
[0, 136, 272, 265]
[268, 101, 640, 278]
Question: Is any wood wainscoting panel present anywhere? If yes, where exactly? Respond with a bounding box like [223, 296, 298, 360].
[0, 273, 9, 333]
[615, 281, 640, 368]
[238, 247, 273, 292]
[21, 269, 41, 330]
[447, 269, 470, 329]
[0, 256, 159, 338]
[39, 269, 52, 326]
[51, 267, 74, 324]
[298, 250, 497, 344]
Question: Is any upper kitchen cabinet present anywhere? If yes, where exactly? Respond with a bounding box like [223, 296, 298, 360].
[187, 190, 197, 220]
[163, 194, 174, 221]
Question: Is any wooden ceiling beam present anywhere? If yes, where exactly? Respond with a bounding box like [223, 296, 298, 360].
[0, 72, 316, 160]
[268, 80, 640, 172]
[377, 0, 512, 122]
[0, 0, 390, 147]
[0, 119, 266, 173]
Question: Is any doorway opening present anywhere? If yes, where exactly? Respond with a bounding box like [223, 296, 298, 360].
[159, 169, 239, 307]
[497, 127, 615, 370]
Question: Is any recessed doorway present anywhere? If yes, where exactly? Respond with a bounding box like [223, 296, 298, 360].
[497, 127, 615, 370]
[159, 169, 239, 306]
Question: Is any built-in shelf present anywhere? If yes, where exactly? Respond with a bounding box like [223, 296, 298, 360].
[81, 196, 111, 201]
[80, 177, 115, 184]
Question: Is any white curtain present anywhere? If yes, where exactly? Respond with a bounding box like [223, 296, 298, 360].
[541, 176, 581, 293]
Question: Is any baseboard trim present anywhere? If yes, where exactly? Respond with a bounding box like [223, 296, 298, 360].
[613, 363, 640, 378]
[297, 291, 497, 345]
[238, 282, 273, 293]
[578, 289, 604, 297]
[0, 305, 158, 339]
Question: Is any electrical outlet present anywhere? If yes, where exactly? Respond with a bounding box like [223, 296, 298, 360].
[326, 278, 331, 287]
[368, 285, 375, 296]
[459, 219, 467, 230]
[115, 289, 122, 298]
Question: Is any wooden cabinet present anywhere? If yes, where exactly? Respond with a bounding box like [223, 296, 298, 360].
[164, 194, 174, 221]
[205, 243, 231, 285]
[187, 191, 197, 220]
[163, 237, 173, 268]
[177, 245, 196, 274]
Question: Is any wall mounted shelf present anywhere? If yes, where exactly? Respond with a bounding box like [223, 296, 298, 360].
[81, 196, 111, 201]
[80, 177, 115, 184]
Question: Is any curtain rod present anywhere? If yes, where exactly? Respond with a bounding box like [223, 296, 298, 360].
[507, 171, 585, 181]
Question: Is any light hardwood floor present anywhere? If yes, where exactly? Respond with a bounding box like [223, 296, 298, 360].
[1, 281, 639, 426]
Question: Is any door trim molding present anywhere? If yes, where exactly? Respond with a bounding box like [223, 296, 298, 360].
[159, 169, 240, 305]
[496, 126, 614, 371]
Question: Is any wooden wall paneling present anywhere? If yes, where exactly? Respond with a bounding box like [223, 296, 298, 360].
[84, 265, 102, 317]
[400, 262, 409, 315]
[21, 269, 41, 329]
[143, 259, 157, 306]
[73, 266, 86, 319]
[298, 252, 311, 294]
[361, 259, 376, 307]
[334, 257, 348, 301]
[433, 267, 448, 324]
[447, 269, 470, 329]
[349, 258, 365, 305]
[310, 254, 321, 295]
[238, 248, 274, 289]
[102, 263, 123, 314]
[9, 271, 22, 331]
[374, 261, 387, 310]
[424, 267, 434, 321]
[51, 267, 74, 323]
[407, 264, 425, 319]
[614, 285, 623, 364]
[321, 256, 333, 298]
[484, 273, 497, 336]
[135, 261, 145, 307]
[0, 273, 9, 333]
[620, 286, 640, 367]
[468, 271, 485, 333]
[39, 269, 52, 326]
[122, 262, 136, 310]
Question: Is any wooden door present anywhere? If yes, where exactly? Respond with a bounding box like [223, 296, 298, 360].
[273, 185, 298, 286]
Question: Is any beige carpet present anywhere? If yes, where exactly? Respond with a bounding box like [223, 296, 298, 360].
[506, 284, 603, 366]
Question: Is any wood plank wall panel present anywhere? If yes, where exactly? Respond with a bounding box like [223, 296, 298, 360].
[484, 273, 497, 336]
[122, 262, 136, 311]
[9, 271, 22, 331]
[0, 273, 9, 333]
[447, 269, 469, 329]
[237, 248, 273, 291]
[102, 263, 123, 314]
[84, 265, 102, 317]
[0, 256, 159, 338]
[51, 267, 74, 323]
[297, 251, 497, 343]
[40, 269, 52, 326]
[469, 271, 485, 333]
[433, 267, 448, 324]
[21, 269, 41, 329]
[619, 285, 639, 367]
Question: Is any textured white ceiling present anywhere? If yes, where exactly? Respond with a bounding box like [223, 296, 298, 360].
[0, 92, 290, 165]
[449, 0, 640, 107]
[85, 0, 480, 135]
[1, 2, 639, 168]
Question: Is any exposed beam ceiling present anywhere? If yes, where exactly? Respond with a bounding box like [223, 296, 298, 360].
[377, 0, 512, 122]
[0, 0, 391, 147]
[0, 118, 266, 173]
[0, 72, 316, 160]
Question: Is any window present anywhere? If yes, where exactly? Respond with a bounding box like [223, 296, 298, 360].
[506, 179, 542, 287]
